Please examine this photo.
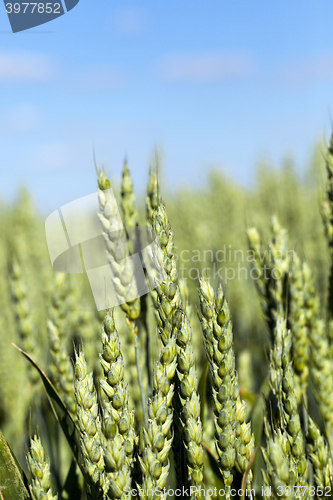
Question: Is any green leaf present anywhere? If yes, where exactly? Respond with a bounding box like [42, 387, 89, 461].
[12, 344, 87, 484]
[61, 458, 83, 500]
[0, 428, 32, 500]
[249, 376, 269, 442]
[198, 361, 209, 426]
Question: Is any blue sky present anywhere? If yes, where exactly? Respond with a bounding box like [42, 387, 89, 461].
[1, 0, 333, 213]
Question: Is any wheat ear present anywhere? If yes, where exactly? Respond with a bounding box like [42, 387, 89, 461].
[321, 131, 333, 354]
[47, 273, 76, 419]
[247, 216, 290, 342]
[152, 202, 204, 494]
[27, 434, 58, 500]
[288, 255, 309, 404]
[280, 327, 307, 487]
[74, 347, 106, 491]
[199, 278, 255, 495]
[120, 159, 151, 395]
[97, 169, 146, 426]
[262, 429, 296, 500]
[10, 259, 39, 386]
[303, 264, 333, 449]
[307, 416, 332, 490]
[139, 320, 177, 499]
[99, 310, 137, 465]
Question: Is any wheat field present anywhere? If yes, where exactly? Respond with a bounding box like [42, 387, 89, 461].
[0, 137, 332, 499]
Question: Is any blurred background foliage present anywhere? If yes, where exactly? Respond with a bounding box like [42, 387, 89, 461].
[0, 140, 328, 468]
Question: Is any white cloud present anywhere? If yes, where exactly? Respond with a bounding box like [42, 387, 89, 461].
[34, 139, 96, 171]
[112, 7, 146, 35]
[0, 104, 41, 133]
[0, 49, 55, 82]
[72, 65, 123, 91]
[35, 142, 78, 170]
[278, 55, 333, 85]
[157, 52, 253, 83]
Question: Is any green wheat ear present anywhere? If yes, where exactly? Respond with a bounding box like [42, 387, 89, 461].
[321, 134, 333, 358]
[97, 167, 145, 426]
[262, 429, 296, 500]
[121, 159, 152, 402]
[306, 416, 332, 490]
[99, 310, 137, 466]
[303, 261, 333, 449]
[74, 347, 106, 492]
[198, 278, 255, 495]
[96, 168, 111, 191]
[102, 404, 132, 499]
[97, 171, 140, 319]
[10, 258, 39, 386]
[247, 216, 290, 342]
[152, 201, 204, 494]
[288, 255, 309, 404]
[121, 159, 139, 233]
[146, 152, 161, 225]
[139, 315, 177, 499]
[27, 434, 58, 500]
[47, 272, 76, 420]
[280, 326, 307, 486]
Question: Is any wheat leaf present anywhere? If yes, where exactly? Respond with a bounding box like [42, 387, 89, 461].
[12, 344, 88, 484]
[0, 428, 32, 500]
